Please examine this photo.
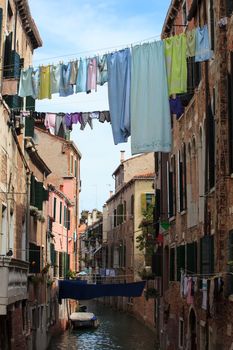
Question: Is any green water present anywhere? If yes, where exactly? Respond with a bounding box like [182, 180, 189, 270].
[48, 301, 156, 350]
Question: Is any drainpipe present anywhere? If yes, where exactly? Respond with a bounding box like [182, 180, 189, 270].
[25, 172, 31, 261]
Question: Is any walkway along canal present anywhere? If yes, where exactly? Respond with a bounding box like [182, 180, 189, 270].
[48, 300, 157, 350]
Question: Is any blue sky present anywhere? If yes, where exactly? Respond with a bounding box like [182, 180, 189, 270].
[28, 0, 171, 213]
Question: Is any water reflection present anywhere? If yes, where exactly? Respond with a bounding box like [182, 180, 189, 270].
[48, 301, 156, 350]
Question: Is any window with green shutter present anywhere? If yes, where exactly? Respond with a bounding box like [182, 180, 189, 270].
[35, 181, 43, 210]
[50, 243, 56, 266]
[59, 202, 62, 224]
[26, 96, 35, 112]
[141, 193, 155, 213]
[59, 252, 63, 277]
[123, 200, 126, 221]
[170, 247, 175, 281]
[67, 209, 70, 230]
[117, 204, 124, 225]
[152, 245, 163, 277]
[187, 242, 197, 274]
[3, 32, 12, 78]
[42, 188, 49, 201]
[177, 245, 185, 281]
[64, 206, 67, 228]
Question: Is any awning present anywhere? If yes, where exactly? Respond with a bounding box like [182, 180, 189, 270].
[58, 280, 146, 301]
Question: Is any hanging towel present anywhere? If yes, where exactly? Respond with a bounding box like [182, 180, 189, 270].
[69, 61, 78, 85]
[86, 57, 97, 93]
[18, 67, 34, 97]
[131, 41, 171, 155]
[50, 64, 61, 94]
[38, 65, 51, 100]
[76, 58, 87, 93]
[44, 113, 56, 134]
[186, 28, 196, 57]
[97, 54, 108, 86]
[31, 69, 40, 99]
[195, 25, 213, 62]
[164, 33, 187, 95]
[107, 48, 131, 145]
[59, 63, 74, 97]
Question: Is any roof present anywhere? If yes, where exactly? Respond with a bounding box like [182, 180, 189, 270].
[106, 173, 155, 204]
[35, 127, 82, 159]
[15, 0, 43, 49]
[112, 153, 152, 176]
[161, 0, 181, 37]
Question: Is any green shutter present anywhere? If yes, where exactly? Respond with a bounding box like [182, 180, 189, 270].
[26, 96, 35, 112]
[59, 202, 62, 224]
[59, 252, 63, 277]
[3, 32, 12, 78]
[170, 248, 175, 281]
[152, 245, 162, 277]
[25, 116, 35, 137]
[43, 188, 49, 201]
[200, 235, 214, 274]
[30, 174, 36, 206]
[29, 243, 40, 273]
[67, 209, 70, 230]
[35, 181, 43, 210]
[64, 206, 67, 228]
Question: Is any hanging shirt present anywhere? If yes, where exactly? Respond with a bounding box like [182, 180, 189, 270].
[69, 61, 78, 85]
[65, 113, 73, 129]
[97, 54, 108, 86]
[187, 277, 194, 304]
[59, 63, 74, 97]
[169, 96, 184, 118]
[71, 112, 81, 124]
[38, 66, 51, 100]
[90, 111, 99, 119]
[18, 67, 34, 97]
[131, 41, 171, 155]
[195, 25, 213, 62]
[55, 113, 66, 137]
[107, 48, 131, 145]
[76, 58, 87, 93]
[44, 113, 56, 135]
[186, 28, 196, 58]
[86, 57, 97, 93]
[202, 278, 208, 310]
[164, 33, 187, 95]
[80, 112, 93, 130]
[50, 64, 61, 94]
[99, 110, 111, 123]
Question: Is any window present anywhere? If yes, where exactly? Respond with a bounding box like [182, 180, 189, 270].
[187, 57, 201, 91]
[187, 242, 197, 274]
[113, 209, 117, 227]
[29, 243, 40, 273]
[208, 102, 215, 189]
[64, 206, 67, 228]
[70, 154, 73, 175]
[170, 247, 175, 281]
[130, 195, 134, 217]
[200, 235, 214, 275]
[179, 318, 184, 348]
[53, 197, 57, 221]
[208, 0, 215, 51]
[74, 159, 77, 178]
[177, 146, 187, 212]
[176, 245, 185, 281]
[117, 204, 124, 225]
[123, 200, 126, 221]
[228, 53, 233, 173]
[182, 0, 187, 25]
[167, 156, 176, 218]
[141, 193, 155, 213]
[59, 202, 62, 225]
[226, 0, 233, 16]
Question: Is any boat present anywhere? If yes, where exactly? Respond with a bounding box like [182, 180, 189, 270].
[69, 312, 99, 329]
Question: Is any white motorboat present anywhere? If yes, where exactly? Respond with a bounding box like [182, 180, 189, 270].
[69, 312, 99, 329]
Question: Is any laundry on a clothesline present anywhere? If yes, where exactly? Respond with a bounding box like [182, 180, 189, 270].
[12, 110, 111, 137]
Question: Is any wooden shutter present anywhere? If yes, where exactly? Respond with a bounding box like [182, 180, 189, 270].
[53, 197, 57, 221]
[152, 245, 163, 277]
[50, 243, 55, 266]
[64, 206, 67, 228]
[26, 96, 36, 112]
[59, 252, 63, 277]
[141, 194, 147, 213]
[35, 181, 43, 210]
[170, 247, 175, 281]
[42, 188, 49, 201]
[3, 32, 12, 78]
[67, 209, 70, 230]
[59, 202, 62, 224]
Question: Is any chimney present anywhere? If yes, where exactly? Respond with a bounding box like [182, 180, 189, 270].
[120, 150, 125, 163]
[109, 190, 113, 198]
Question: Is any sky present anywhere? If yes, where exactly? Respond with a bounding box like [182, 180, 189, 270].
[28, 0, 171, 213]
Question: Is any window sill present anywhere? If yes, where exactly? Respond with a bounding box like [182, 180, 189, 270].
[169, 216, 176, 222]
[180, 210, 186, 216]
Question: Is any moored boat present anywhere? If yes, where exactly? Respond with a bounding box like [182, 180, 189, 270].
[69, 312, 99, 329]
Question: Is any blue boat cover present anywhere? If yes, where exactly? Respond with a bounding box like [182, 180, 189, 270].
[58, 280, 146, 302]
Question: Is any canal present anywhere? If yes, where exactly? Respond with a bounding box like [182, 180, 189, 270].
[48, 301, 156, 350]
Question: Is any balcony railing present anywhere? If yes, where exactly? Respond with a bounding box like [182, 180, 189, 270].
[0, 257, 28, 315]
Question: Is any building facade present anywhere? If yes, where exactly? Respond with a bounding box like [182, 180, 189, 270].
[154, 1, 233, 349]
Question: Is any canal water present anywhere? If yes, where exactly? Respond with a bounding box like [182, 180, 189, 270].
[48, 301, 156, 350]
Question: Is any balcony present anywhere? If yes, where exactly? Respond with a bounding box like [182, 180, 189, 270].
[0, 257, 28, 315]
